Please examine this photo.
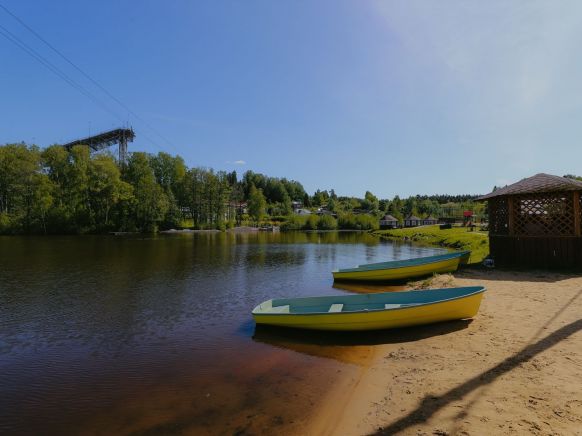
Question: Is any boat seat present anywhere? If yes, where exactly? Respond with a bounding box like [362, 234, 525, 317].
[328, 303, 344, 313]
[270, 305, 290, 313]
[384, 304, 402, 309]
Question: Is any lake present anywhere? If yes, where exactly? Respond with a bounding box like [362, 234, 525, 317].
[0, 232, 443, 435]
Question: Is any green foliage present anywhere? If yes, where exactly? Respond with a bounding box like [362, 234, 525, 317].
[317, 214, 337, 230]
[280, 214, 339, 231]
[0, 142, 487, 235]
[279, 214, 307, 231]
[362, 191, 379, 213]
[0, 144, 53, 233]
[242, 170, 306, 204]
[269, 215, 288, 223]
[248, 184, 267, 224]
[312, 189, 329, 206]
[337, 213, 379, 230]
[125, 152, 169, 232]
[182, 167, 232, 229]
[303, 214, 319, 230]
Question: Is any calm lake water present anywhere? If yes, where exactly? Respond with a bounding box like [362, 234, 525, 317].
[0, 232, 443, 435]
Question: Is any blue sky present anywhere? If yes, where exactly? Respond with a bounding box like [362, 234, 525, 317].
[1, 1, 582, 198]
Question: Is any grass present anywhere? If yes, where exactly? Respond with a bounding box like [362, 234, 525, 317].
[409, 273, 456, 290]
[372, 225, 489, 264]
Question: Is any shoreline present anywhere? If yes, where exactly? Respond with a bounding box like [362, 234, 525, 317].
[308, 269, 582, 435]
[372, 225, 489, 264]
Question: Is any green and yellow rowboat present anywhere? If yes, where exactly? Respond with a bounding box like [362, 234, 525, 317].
[332, 250, 471, 283]
[252, 286, 485, 331]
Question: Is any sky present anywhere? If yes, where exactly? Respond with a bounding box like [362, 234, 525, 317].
[1, 1, 582, 198]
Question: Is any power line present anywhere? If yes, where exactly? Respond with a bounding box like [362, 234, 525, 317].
[0, 22, 164, 153]
[0, 23, 127, 124]
[0, 2, 178, 152]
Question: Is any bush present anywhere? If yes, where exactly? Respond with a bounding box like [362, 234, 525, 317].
[355, 214, 379, 230]
[280, 213, 339, 231]
[0, 213, 13, 234]
[303, 215, 319, 230]
[317, 214, 338, 230]
[269, 215, 288, 223]
[338, 213, 357, 229]
[338, 213, 379, 230]
[280, 215, 307, 231]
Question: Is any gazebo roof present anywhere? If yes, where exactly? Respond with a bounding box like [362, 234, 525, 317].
[381, 214, 398, 221]
[406, 215, 421, 221]
[478, 173, 582, 200]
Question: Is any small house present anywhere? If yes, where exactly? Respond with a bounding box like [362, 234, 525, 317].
[380, 214, 399, 229]
[404, 215, 422, 227]
[295, 208, 312, 216]
[291, 201, 303, 210]
[422, 216, 439, 226]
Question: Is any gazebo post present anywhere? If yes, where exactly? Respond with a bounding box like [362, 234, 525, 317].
[574, 192, 581, 237]
[507, 196, 515, 235]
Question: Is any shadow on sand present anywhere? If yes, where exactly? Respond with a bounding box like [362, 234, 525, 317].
[370, 317, 582, 435]
[457, 264, 581, 283]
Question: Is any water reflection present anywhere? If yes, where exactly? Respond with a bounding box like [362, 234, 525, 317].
[253, 320, 473, 349]
[0, 232, 444, 435]
[331, 282, 408, 294]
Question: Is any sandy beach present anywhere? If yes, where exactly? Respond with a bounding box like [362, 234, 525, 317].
[311, 269, 582, 436]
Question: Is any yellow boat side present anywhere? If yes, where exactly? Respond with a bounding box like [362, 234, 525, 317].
[332, 256, 461, 282]
[253, 291, 484, 331]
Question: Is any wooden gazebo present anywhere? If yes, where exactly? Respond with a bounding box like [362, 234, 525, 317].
[478, 173, 582, 269]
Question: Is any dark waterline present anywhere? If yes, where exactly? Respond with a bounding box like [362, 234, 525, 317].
[0, 232, 443, 435]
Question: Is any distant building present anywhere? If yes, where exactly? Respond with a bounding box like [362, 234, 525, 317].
[295, 208, 312, 216]
[291, 201, 303, 210]
[404, 215, 422, 227]
[422, 216, 439, 226]
[316, 207, 336, 217]
[379, 214, 399, 229]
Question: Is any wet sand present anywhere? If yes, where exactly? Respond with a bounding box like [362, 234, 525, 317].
[311, 269, 582, 435]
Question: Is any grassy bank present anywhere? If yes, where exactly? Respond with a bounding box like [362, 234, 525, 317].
[372, 225, 489, 264]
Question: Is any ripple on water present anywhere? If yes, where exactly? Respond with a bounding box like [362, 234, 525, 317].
[0, 233, 443, 435]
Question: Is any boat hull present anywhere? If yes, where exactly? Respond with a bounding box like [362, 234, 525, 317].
[332, 256, 461, 282]
[253, 288, 485, 331]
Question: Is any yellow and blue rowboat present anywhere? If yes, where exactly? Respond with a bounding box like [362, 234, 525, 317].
[332, 250, 471, 283]
[252, 286, 485, 331]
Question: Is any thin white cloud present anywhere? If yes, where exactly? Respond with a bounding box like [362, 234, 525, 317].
[226, 160, 246, 165]
[371, 0, 582, 179]
[372, 1, 582, 110]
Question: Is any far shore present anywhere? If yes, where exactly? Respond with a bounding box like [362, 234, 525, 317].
[158, 227, 372, 234]
[309, 269, 582, 435]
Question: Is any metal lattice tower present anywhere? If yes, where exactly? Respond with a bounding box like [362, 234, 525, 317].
[62, 128, 135, 164]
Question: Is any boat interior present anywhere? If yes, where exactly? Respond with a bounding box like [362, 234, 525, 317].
[253, 286, 485, 315]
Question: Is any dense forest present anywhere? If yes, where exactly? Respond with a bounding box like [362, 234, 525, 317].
[0, 143, 484, 234]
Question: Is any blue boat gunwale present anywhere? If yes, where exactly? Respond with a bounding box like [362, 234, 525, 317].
[332, 250, 471, 273]
[252, 285, 486, 317]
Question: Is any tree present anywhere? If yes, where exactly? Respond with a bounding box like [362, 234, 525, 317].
[248, 184, 267, 224]
[125, 152, 169, 232]
[88, 154, 133, 229]
[312, 189, 329, 206]
[327, 196, 337, 213]
[0, 144, 54, 233]
[362, 191, 379, 214]
[68, 145, 92, 230]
